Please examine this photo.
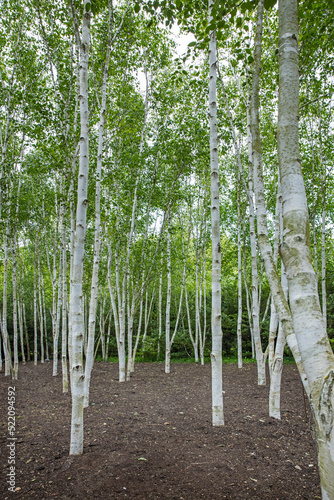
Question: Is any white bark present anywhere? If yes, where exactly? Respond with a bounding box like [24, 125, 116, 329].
[2, 218, 12, 376]
[278, 1, 334, 496]
[242, 236, 255, 359]
[18, 297, 25, 365]
[140, 289, 154, 363]
[105, 318, 111, 361]
[12, 238, 18, 379]
[157, 260, 163, 360]
[218, 52, 261, 378]
[165, 212, 172, 374]
[237, 172, 243, 369]
[69, 0, 91, 456]
[202, 234, 207, 366]
[23, 303, 30, 362]
[38, 258, 45, 364]
[268, 187, 284, 419]
[321, 161, 327, 328]
[247, 31, 265, 384]
[84, 0, 114, 406]
[250, 0, 309, 397]
[33, 252, 38, 366]
[209, 0, 223, 426]
[126, 289, 135, 381]
[131, 294, 144, 370]
[61, 203, 69, 393]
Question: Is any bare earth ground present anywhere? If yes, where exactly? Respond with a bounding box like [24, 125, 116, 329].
[1, 362, 321, 499]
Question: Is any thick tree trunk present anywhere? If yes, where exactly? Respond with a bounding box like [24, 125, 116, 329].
[277, 1, 334, 496]
[209, 0, 223, 426]
[69, 0, 91, 456]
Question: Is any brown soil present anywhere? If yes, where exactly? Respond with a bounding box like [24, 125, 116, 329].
[1, 362, 321, 499]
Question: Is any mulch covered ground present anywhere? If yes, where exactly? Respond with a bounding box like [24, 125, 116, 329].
[1, 361, 321, 499]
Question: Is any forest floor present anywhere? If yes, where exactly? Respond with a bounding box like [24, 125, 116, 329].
[1, 361, 321, 499]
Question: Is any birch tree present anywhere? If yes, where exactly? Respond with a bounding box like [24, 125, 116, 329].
[209, 0, 224, 426]
[84, 0, 128, 407]
[277, 0, 334, 495]
[248, 0, 334, 494]
[68, 0, 91, 456]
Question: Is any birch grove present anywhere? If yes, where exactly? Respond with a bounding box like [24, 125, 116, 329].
[0, 2, 333, 492]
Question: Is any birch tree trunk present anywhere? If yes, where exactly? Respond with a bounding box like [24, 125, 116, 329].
[218, 52, 262, 379]
[237, 172, 243, 369]
[12, 238, 18, 379]
[247, 57, 265, 385]
[23, 304, 30, 362]
[38, 258, 45, 364]
[84, 0, 114, 406]
[69, 0, 91, 456]
[277, 1, 334, 496]
[251, 0, 309, 397]
[2, 219, 12, 376]
[268, 186, 285, 419]
[320, 154, 327, 328]
[33, 251, 38, 366]
[165, 211, 172, 374]
[157, 260, 163, 360]
[131, 294, 144, 370]
[209, 0, 223, 426]
[61, 204, 69, 393]
[18, 298, 25, 365]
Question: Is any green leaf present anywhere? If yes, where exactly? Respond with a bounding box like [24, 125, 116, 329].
[236, 17, 243, 28]
[264, 0, 277, 9]
[241, 0, 256, 12]
[175, 0, 182, 11]
[134, 2, 140, 13]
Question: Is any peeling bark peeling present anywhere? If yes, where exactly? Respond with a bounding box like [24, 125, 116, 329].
[277, 0, 334, 496]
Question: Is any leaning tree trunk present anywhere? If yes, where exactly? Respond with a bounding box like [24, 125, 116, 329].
[277, 1, 334, 496]
[209, 0, 224, 426]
